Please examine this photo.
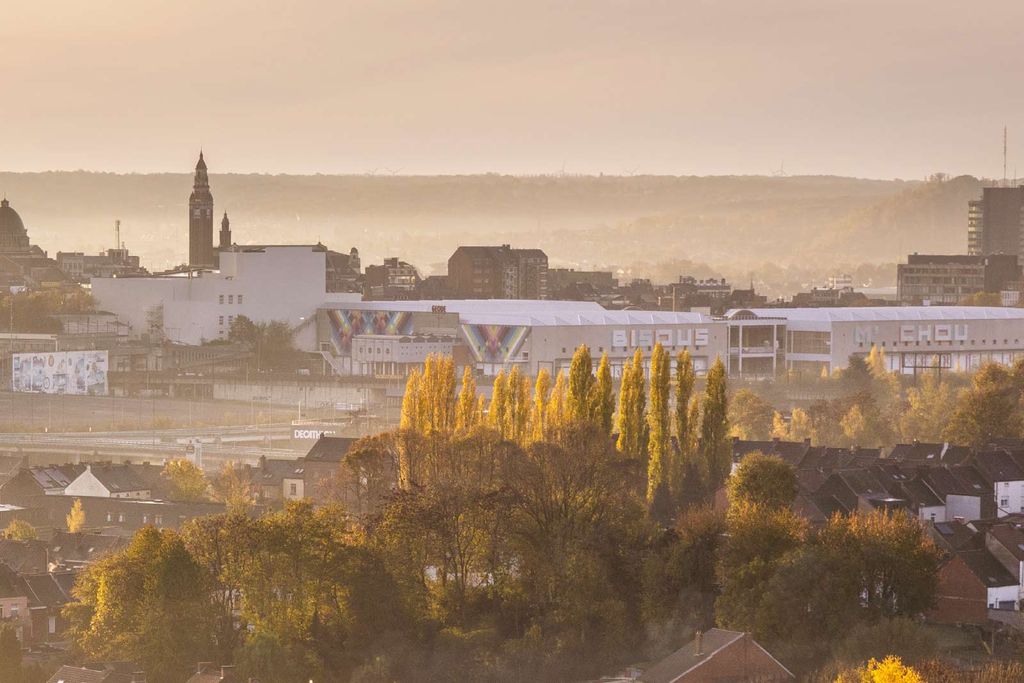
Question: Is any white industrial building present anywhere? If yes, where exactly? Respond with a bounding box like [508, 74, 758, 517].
[92, 245, 359, 350]
[318, 303, 1024, 379]
[731, 306, 1024, 376]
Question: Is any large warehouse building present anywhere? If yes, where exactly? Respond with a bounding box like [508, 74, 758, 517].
[315, 302, 1024, 379]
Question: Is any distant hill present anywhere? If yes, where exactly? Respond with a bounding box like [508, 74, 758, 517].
[0, 171, 982, 297]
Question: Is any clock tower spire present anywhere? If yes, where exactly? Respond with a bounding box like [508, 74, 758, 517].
[188, 151, 215, 268]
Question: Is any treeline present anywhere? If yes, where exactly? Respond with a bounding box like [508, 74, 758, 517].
[730, 348, 1024, 449]
[59, 347, 947, 682]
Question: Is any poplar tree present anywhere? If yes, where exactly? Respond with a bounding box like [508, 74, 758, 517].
[506, 366, 531, 444]
[455, 366, 478, 433]
[616, 348, 647, 459]
[671, 350, 697, 496]
[398, 370, 422, 489]
[530, 368, 552, 443]
[547, 370, 568, 433]
[399, 370, 422, 434]
[591, 352, 615, 435]
[567, 345, 595, 424]
[699, 357, 730, 490]
[646, 343, 671, 502]
[489, 370, 510, 439]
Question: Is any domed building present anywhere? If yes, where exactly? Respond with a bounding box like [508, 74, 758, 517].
[0, 197, 70, 289]
[0, 198, 31, 252]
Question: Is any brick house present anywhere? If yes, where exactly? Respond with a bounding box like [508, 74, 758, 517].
[639, 629, 793, 682]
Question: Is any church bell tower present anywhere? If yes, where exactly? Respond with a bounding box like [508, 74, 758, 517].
[188, 151, 215, 268]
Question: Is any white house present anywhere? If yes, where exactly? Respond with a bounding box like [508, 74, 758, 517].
[63, 464, 151, 499]
[92, 245, 360, 351]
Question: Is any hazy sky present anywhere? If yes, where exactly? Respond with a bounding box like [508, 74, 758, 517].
[4, 0, 1024, 178]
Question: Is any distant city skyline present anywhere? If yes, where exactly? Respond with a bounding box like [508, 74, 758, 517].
[5, 1, 1024, 179]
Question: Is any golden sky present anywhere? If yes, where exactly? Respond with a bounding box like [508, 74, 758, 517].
[3, 0, 1023, 178]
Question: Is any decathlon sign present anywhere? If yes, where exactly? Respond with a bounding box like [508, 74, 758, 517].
[293, 428, 338, 440]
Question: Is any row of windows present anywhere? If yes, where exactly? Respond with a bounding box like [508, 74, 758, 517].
[106, 511, 164, 525]
[217, 294, 244, 305]
[219, 315, 236, 327]
[857, 339, 1021, 348]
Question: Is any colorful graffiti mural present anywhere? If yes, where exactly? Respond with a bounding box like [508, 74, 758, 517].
[461, 324, 530, 363]
[326, 310, 414, 353]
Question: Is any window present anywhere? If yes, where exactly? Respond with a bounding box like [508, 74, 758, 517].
[238, 295, 244, 304]
[219, 316, 224, 326]
[155, 515, 163, 526]
[289, 483, 298, 496]
[1001, 498, 1009, 508]
[219, 295, 224, 304]
[142, 515, 148, 524]
[228, 295, 234, 304]
[118, 513, 124, 523]
[106, 512, 112, 522]
[10, 606, 18, 618]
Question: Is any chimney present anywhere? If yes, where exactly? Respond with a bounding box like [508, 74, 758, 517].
[694, 630, 704, 656]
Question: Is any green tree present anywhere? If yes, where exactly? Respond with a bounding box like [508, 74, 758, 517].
[66, 498, 86, 532]
[162, 458, 209, 502]
[591, 352, 615, 435]
[65, 527, 216, 683]
[699, 357, 730, 490]
[3, 519, 37, 541]
[727, 452, 797, 510]
[728, 389, 774, 440]
[566, 345, 595, 424]
[646, 342, 671, 503]
[228, 316, 297, 371]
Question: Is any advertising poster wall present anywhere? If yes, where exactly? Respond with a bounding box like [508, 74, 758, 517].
[12, 350, 109, 395]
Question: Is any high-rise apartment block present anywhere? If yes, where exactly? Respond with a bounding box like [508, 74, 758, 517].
[968, 186, 1024, 257]
[447, 245, 548, 299]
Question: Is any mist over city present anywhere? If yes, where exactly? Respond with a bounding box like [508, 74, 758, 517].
[3, 2, 1024, 683]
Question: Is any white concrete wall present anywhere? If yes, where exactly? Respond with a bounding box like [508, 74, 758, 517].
[996, 481, 1024, 517]
[946, 494, 981, 522]
[64, 468, 111, 498]
[93, 248, 360, 351]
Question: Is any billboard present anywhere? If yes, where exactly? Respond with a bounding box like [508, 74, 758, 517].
[12, 350, 109, 395]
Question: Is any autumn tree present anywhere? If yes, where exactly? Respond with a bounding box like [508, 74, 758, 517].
[943, 362, 1023, 446]
[899, 374, 955, 443]
[728, 389, 774, 440]
[66, 498, 86, 532]
[489, 369, 510, 438]
[591, 352, 615, 435]
[616, 348, 647, 459]
[771, 407, 813, 442]
[3, 519, 36, 541]
[455, 366, 479, 433]
[210, 462, 258, 513]
[567, 345, 595, 424]
[547, 370, 568, 434]
[530, 368, 552, 442]
[646, 342, 671, 503]
[162, 458, 209, 502]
